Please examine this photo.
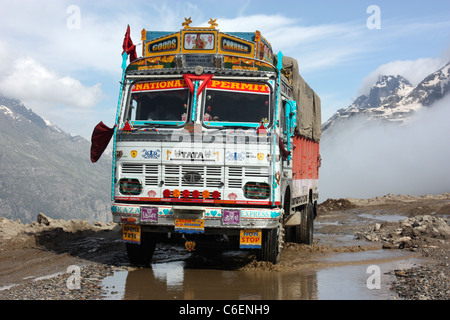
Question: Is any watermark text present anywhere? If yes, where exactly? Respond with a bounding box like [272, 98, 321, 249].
[367, 5, 381, 30]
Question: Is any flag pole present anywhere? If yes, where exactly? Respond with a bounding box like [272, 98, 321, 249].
[271, 51, 283, 205]
[111, 52, 128, 200]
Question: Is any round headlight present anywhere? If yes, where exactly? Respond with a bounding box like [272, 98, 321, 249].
[119, 178, 142, 195]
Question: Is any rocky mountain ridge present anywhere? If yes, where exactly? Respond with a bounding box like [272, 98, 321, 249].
[322, 61, 450, 132]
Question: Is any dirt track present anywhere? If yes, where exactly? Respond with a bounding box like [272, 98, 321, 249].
[0, 194, 448, 300]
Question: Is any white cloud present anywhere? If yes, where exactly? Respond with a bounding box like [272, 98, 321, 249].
[0, 0, 140, 76]
[0, 54, 103, 110]
[0, 40, 104, 139]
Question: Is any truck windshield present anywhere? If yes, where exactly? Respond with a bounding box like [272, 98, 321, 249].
[126, 80, 189, 126]
[203, 80, 271, 128]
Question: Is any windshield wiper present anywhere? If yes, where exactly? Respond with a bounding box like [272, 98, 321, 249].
[143, 121, 182, 127]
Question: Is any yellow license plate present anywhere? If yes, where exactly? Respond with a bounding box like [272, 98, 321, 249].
[122, 224, 141, 243]
[239, 229, 262, 249]
[175, 218, 204, 233]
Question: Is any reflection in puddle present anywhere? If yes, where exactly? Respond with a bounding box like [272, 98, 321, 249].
[152, 261, 184, 289]
[101, 249, 425, 300]
[103, 264, 318, 300]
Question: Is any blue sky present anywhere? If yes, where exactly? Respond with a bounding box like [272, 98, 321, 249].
[0, 0, 449, 138]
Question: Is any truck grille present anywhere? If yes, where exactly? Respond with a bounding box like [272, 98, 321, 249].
[121, 164, 159, 186]
[121, 164, 144, 174]
[164, 165, 223, 188]
[120, 163, 269, 189]
[226, 166, 269, 189]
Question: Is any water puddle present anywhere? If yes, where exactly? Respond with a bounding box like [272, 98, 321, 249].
[315, 257, 420, 300]
[101, 247, 425, 300]
[358, 213, 406, 222]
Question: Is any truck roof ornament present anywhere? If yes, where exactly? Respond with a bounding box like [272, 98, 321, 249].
[182, 17, 193, 29]
[130, 20, 276, 73]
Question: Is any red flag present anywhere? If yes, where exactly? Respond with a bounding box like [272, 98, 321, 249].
[90, 122, 115, 163]
[122, 25, 137, 62]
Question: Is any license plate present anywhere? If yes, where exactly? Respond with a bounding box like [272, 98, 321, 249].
[239, 229, 262, 249]
[174, 218, 204, 233]
[141, 207, 158, 223]
[122, 224, 141, 243]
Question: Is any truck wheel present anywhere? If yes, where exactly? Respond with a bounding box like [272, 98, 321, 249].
[126, 232, 157, 267]
[298, 202, 314, 244]
[257, 228, 281, 264]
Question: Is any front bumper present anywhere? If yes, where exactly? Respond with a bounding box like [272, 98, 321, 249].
[112, 203, 282, 231]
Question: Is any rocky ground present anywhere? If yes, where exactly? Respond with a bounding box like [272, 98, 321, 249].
[0, 194, 449, 300]
[321, 194, 450, 300]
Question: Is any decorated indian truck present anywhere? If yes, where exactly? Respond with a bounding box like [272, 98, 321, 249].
[94, 19, 321, 265]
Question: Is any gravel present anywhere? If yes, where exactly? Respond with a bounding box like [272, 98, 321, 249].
[0, 263, 125, 300]
[390, 262, 450, 300]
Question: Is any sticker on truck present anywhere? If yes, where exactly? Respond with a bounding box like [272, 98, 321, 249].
[175, 218, 205, 233]
[239, 229, 262, 249]
[141, 206, 158, 223]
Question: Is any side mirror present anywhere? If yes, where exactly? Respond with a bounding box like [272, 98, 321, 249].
[284, 100, 297, 161]
[286, 100, 297, 134]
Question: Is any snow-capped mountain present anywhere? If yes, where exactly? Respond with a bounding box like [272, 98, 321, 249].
[322, 61, 450, 132]
[404, 61, 450, 107]
[0, 94, 111, 223]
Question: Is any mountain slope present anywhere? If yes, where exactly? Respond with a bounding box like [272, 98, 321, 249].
[0, 95, 112, 223]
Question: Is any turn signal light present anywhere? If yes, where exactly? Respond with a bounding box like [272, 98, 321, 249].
[202, 190, 210, 199]
[173, 189, 181, 198]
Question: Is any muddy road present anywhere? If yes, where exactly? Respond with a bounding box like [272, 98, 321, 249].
[0, 194, 448, 300]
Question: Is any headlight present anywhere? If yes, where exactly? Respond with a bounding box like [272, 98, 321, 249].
[244, 182, 270, 199]
[119, 178, 142, 195]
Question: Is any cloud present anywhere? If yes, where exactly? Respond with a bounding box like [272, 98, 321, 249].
[0, 53, 103, 110]
[0, 40, 104, 139]
[0, 0, 140, 76]
[319, 94, 450, 201]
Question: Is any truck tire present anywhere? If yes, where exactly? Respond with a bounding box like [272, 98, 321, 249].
[257, 228, 281, 264]
[298, 202, 314, 244]
[126, 232, 157, 266]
